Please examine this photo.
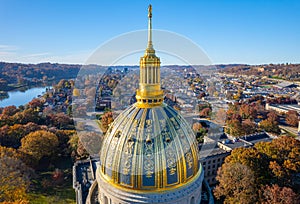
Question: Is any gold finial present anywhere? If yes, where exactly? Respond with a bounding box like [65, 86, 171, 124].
[147, 4, 153, 50]
[148, 4, 152, 18]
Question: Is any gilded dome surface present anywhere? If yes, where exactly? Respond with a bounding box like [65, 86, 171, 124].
[99, 103, 200, 191]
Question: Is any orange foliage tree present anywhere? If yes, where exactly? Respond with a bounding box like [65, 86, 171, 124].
[214, 136, 300, 203]
[259, 184, 299, 204]
[20, 130, 59, 162]
[0, 146, 33, 203]
[214, 163, 257, 204]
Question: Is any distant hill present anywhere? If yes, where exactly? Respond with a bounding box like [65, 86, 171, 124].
[0, 62, 82, 91]
[219, 63, 300, 81]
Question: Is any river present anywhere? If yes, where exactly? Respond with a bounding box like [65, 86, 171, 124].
[0, 87, 51, 108]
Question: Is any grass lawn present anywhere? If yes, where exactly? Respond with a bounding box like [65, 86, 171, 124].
[28, 167, 76, 204]
[28, 187, 75, 204]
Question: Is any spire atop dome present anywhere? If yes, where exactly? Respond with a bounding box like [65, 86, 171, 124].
[136, 5, 164, 108]
[147, 4, 153, 51]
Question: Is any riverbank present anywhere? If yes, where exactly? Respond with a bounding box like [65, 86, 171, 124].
[0, 77, 75, 107]
[0, 86, 51, 108]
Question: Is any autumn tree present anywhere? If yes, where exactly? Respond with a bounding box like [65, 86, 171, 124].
[55, 129, 75, 157]
[68, 134, 89, 160]
[192, 122, 203, 132]
[214, 108, 227, 126]
[259, 112, 280, 134]
[72, 88, 80, 97]
[214, 163, 257, 204]
[2, 105, 19, 116]
[259, 184, 299, 204]
[215, 136, 300, 202]
[267, 111, 279, 123]
[224, 147, 270, 184]
[192, 122, 207, 143]
[12, 108, 40, 125]
[227, 112, 242, 122]
[239, 104, 257, 120]
[286, 110, 299, 127]
[20, 130, 59, 163]
[241, 119, 256, 135]
[226, 119, 243, 137]
[56, 79, 73, 89]
[199, 107, 212, 118]
[255, 136, 300, 188]
[100, 112, 114, 133]
[28, 98, 43, 110]
[0, 146, 33, 203]
[0, 114, 12, 127]
[0, 122, 41, 148]
[47, 113, 73, 129]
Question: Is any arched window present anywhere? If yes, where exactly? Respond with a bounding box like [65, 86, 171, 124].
[190, 196, 195, 204]
[104, 196, 108, 204]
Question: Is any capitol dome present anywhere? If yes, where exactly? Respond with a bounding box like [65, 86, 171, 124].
[99, 104, 200, 190]
[95, 5, 204, 204]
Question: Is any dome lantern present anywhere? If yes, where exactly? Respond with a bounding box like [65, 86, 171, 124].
[136, 4, 164, 108]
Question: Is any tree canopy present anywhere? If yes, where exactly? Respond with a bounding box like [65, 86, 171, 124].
[20, 130, 59, 162]
[0, 146, 33, 203]
[214, 163, 257, 204]
[214, 136, 300, 203]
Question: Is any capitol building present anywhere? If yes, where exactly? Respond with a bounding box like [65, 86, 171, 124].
[73, 5, 214, 204]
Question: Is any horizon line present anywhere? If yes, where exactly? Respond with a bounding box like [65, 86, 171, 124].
[1, 60, 299, 67]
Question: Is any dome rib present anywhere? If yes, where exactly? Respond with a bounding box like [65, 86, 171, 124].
[159, 106, 183, 185]
[115, 106, 140, 186]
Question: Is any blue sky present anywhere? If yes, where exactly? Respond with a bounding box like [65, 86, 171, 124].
[0, 0, 299, 65]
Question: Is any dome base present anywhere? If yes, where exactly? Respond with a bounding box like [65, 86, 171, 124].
[97, 165, 204, 204]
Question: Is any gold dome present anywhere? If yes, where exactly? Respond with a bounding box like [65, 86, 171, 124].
[99, 103, 199, 191]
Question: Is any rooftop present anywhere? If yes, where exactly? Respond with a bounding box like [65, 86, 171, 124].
[274, 81, 297, 88]
[241, 132, 274, 144]
[73, 156, 99, 204]
[268, 103, 300, 113]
